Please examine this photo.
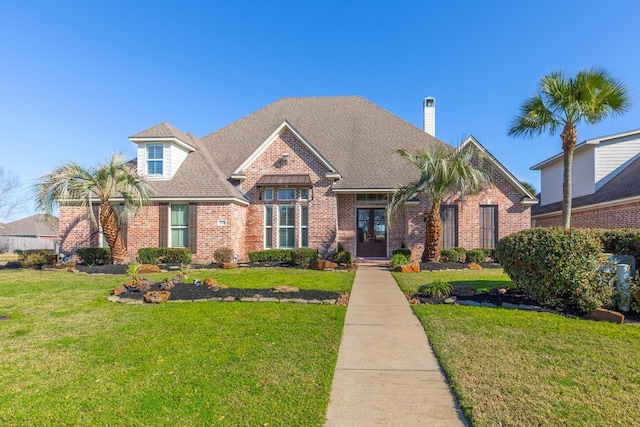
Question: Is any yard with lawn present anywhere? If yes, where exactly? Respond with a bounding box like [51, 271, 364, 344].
[0, 267, 353, 426]
[394, 269, 640, 426]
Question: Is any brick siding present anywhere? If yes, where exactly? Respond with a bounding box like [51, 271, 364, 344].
[533, 201, 640, 229]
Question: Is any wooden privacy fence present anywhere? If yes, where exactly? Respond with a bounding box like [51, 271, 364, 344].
[0, 237, 57, 253]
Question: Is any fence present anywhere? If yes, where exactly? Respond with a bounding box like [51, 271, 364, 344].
[0, 236, 57, 253]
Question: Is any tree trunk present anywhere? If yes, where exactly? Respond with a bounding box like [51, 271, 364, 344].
[100, 201, 127, 264]
[422, 201, 442, 262]
[561, 123, 578, 229]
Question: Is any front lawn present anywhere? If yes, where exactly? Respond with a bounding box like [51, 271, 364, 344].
[393, 268, 512, 293]
[0, 268, 353, 426]
[414, 305, 640, 426]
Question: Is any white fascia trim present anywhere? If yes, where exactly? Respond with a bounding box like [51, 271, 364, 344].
[531, 195, 640, 218]
[331, 188, 396, 193]
[130, 137, 196, 152]
[325, 172, 342, 180]
[90, 196, 250, 207]
[461, 136, 538, 202]
[230, 173, 247, 180]
[232, 120, 339, 175]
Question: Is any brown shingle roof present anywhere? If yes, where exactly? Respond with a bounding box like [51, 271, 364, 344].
[200, 96, 445, 189]
[130, 122, 193, 144]
[0, 214, 58, 237]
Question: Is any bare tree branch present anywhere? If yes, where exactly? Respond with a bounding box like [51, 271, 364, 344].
[0, 167, 24, 222]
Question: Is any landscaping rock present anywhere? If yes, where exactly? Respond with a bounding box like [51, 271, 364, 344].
[143, 290, 170, 303]
[587, 308, 625, 324]
[106, 295, 120, 302]
[160, 280, 174, 291]
[393, 263, 421, 273]
[518, 304, 543, 312]
[273, 285, 299, 293]
[113, 285, 126, 296]
[221, 263, 238, 269]
[138, 264, 161, 274]
[444, 297, 457, 304]
[126, 279, 151, 293]
[337, 293, 349, 306]
[309, 260, 338, 270]
[458, 300, 481, 306]
[468, 262, 483, 270]
[452, 286, 475, 297]
[203, 277, 217, 287]
[489, 287, 509, 295]
[171, 275, 182, 285]
[501, 302, 518, 309]
[481, 302, 497, 308]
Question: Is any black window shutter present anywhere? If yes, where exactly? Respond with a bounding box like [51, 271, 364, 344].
[188, 203, 198, 254]
[159, 204, 168, 247]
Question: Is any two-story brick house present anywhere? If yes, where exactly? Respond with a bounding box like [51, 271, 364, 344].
[531, 129, 640, 228]
[59, 96, 537, 262]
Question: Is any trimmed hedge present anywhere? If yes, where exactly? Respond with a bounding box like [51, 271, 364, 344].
[214, 247, 235, 264]
[248, 249, 293, 262]
[583, 228, 640, 271]
[137, 247, 192, 264]
[496, 227, 613, 311]
[390, 253, 410, 269]
[291, 248, 319, 267]
[15, 249, 58, 267]
[465, 249, 486, 264]
[76, 248, 111, 265]
[392, 248, 412, 258]
[332, 250, 352, 264]
[439, 249, 459, 263]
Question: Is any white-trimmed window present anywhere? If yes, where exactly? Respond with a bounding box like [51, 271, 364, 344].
[147, 144, 164, 175]
[300, 205, 309, 248]
[263, 188, 274, 201]
[278, 205, 295, 248]
[264, 205, 273, 249]
[300, 188, 310, 200]
[170, 204, 189, 247]
[277, 188, 295, 201]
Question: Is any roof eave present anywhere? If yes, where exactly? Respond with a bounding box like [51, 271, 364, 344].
[130, 136, 196, 152]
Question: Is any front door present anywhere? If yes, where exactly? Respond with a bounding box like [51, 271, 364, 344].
[357, 208, 387, 258]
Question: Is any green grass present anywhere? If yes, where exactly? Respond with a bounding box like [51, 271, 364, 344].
[0, 268, 353, 426]
[393, 268, 512, 293]
[413, 304, 640, 426]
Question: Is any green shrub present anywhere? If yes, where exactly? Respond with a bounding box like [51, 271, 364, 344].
[16, 249, 58, 267]
[137, 247, 192, 264]
[332, 250, 352, 264]
[390, 253, 410, 269]
[630, 281, 640, 313]
[291, 248, 319, 267]
[76, 247, 111, 265]
[440, 248, 460, 263]
[452, 247, 467, 261]
[248, 249, 293, 262]
[584, 228, 640, 273]
[336, 242, 345, 253]
[392, 248, 412, 258]
[421, 278, 452, 298]
[465, 249, 486, 264]
[214, 247, 235, 263]
[482, 248, 498, 263]
[496, 227, 611, 311]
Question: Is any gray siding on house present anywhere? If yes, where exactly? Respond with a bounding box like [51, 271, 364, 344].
[595, 134, 640, 190]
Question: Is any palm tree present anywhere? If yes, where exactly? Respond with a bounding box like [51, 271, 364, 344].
[508, 67, 630, 228]
[35, 153, 153, 264]
[388, 145, 492, 262]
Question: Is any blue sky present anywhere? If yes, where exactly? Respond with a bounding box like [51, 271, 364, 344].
[1, 0, 639, 221]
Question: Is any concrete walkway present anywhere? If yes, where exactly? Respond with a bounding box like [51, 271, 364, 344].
[325, 263, 467, 426]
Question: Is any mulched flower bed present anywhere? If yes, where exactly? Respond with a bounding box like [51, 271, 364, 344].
[408, 288, 640, 324]
[120, 282, 344, 302]
[420, 262, 502, 271]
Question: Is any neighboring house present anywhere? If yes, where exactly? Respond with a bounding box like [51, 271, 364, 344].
[531, 129, 640, 228]
[0, 214, 59, 252]
[59, 96, 537, 262]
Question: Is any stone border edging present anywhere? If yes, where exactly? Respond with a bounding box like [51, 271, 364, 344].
[106, 295, 342, 305]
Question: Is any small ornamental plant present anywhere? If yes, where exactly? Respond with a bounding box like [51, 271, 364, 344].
[421, 278, 452, 298]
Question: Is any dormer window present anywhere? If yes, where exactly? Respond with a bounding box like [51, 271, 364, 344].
[147, 144, 164, 175]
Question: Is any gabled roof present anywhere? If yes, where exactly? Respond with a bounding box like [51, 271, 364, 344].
[129, 125, 246, 203]
[461, 136, 538, 205]
[532, 154, 640, 217]
[0, 214, 58, 237]
[130, 122, 196, 152]
[201, 96, 444, 190]
[531, 128, 640, 170]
